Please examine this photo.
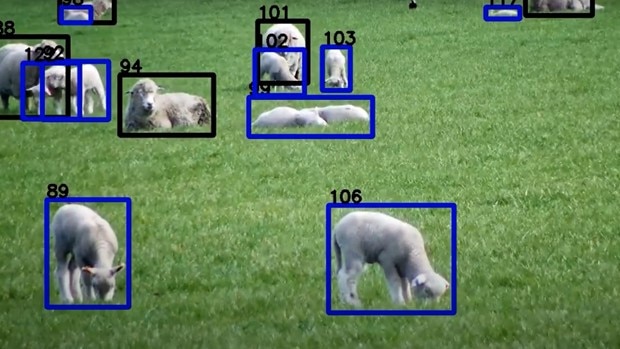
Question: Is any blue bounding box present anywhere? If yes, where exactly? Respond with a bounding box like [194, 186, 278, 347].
[251, 46, 308, 96]
[319, 44, 353, 94]
[43, 196, 132, 311]
[246, 93, 376, 140]
[20, 58, 112, 122]
[325, 202, 458, 316]
[58, 5, 94, 26]
[482, 4, 523, 22]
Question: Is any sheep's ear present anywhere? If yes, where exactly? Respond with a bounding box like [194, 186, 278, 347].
[109, 263, 125, 276]
[82, 266, 95, 275]
[412, 274, 427, 287]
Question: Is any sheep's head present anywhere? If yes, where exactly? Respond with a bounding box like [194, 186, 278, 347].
[411, 272, 449, 301]
[126, 78, 164, 115]
[46, 71, 66, 89]
[325, 76, 345, 88]
[93, 0, 112, 18]
[82, 263, 125, 301]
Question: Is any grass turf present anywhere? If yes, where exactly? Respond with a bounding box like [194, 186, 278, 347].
[1, 0, 619, 348]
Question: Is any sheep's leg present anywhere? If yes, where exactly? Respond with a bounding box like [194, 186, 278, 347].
[81, 271, 96, 301]
[401, 277, 412, 302]
[341, 70, 348, 88]
[337, 256, 363, 307]
[70, 95, 77, 116]
[1, 94, 8, 110]
[85, 92, 94, 114]
[380, 262, 405, 305]
[98, 88, 106, 112]
[54, 98, 63, 115]
[54, 251, 73, 303]
[67, 257, 83, 303]
[81, 89, 87, 115]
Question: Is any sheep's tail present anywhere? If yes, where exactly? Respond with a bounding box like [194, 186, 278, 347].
[334, 236, 342, 272]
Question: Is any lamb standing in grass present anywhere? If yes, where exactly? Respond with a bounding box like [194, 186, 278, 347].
[262, 23, 306, 80]
[27, 64, 106, 116]
[259, 52, 301, 92]
[324, 49, 347, 88]
[333, 211, 449, 307]
[124, 78, 211, 131]
[252, 106, 327, 128]
[313, 104, 369, 124]
[51, 204, 125, 303]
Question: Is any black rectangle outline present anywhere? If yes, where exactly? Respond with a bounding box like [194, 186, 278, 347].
[522, 0, 595, 18]
[0, 34, 72, 121]
[56, 0, 118, 25]
[117, 72, 217, 139]
[255, 18, 311, 86]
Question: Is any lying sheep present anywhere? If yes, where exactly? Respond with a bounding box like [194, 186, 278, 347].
[51, 204, 125, 303]
[333, 211, 449, 307]
[64, 0, 112, 20]
[530, 0, 604, 11]
[0, 40, 63, 111]
[312, 104, 369, 124]
[259, 52, 301, 92]
[252, 106, 327, 128]
[324, 49, 347, 88]
[262, 23, 306, 80]
[27, 64, 106, 116]
[124, 78, 211, 131]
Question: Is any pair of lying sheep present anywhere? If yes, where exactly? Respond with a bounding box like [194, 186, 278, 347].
[27, 64, 106, 116]
[333, 211, 450, 307]
[64, 0, 113, 21]
[124, 78, 211, 131]
[51, 204, 125, 303]
[252, 104, 369, 128]
[0, 40, 63, 112]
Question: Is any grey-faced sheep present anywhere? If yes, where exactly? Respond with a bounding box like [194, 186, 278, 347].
[324, 49, 348, 88]
[28, 64, 106, 116]
[259, 52, 301, 92]
[333, 211, 449, 307]
[0, 40, 63, 111]
[313, 104, 369, 124]
[51, 204, 125, 303]
[252, 106, 327, 128]
[124, 78, 211, 131]
[262, 23, 306, 80]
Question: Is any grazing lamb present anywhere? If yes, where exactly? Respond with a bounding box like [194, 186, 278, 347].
[252, 106, 327, 128]
[28, 64, 106, 116]
[333, 211, 449, 307]
[0, 40, 63, 111]
[124, 78, 211, 131]
[262, 23, 306, 80]
[259, 52, 301, 92]
[51, 204, 125, 303]
[324, 49, 347, 88]
[64, 0, 113, 20]
[313, 104, 369, 124]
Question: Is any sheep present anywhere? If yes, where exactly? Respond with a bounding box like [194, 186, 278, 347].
[124, 78, 211, 131]
[530, 0, 604, 11]
[0, 40, 63, 111]
[64, 11, 91, 21]
[262, 23, 306, 80]
[27, 64, 106, 116]
[312, 104, 369, 124]
[324, 49, 347, 88]
[333, 211, 449, 307]
[252, 106, 327, 128]
[259, 52, 301, 92]
[51, 204, 125, 303]
[63, 0, 112, 20]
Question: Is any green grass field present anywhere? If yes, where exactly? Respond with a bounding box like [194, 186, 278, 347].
[1, 0, 619, 347]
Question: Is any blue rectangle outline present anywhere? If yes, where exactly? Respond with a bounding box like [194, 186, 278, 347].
[251, 46, 308, 96]
[482, 4, 523, 22]
[324, 202, 458, 316]
[319, 44, 354, 94]
[58, 5, 95, 26]
[43, 196, 133, 311]
[245, 93, 376, 140]
[20, 58, 112, 123]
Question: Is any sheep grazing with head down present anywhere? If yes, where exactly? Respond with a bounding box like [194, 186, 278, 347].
[262, 23, 306, 80]
[252, 106, 327, 128]
[324, 49, 347, 88]
[51, 204, 125, 303]
[124, 78, 211, 131]
[333, 211, 449, 307]
[259, 52, 301, 92]
[27, 64, 106, 116]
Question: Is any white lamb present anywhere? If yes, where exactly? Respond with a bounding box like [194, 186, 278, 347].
[0, 40, 63, 111]
[324, 49, 347, 88]
[333, 211, 449, 307]
[64, 0, 113, 20]
[259, 52, 301, 92]
[252, 106, 327, 128]
[313, 104, 369, 124]
[124, 78, 211, 131]
[262, 23, 306, 80]
[27, 64, 106, 116]
[51, 204, 125, 303]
